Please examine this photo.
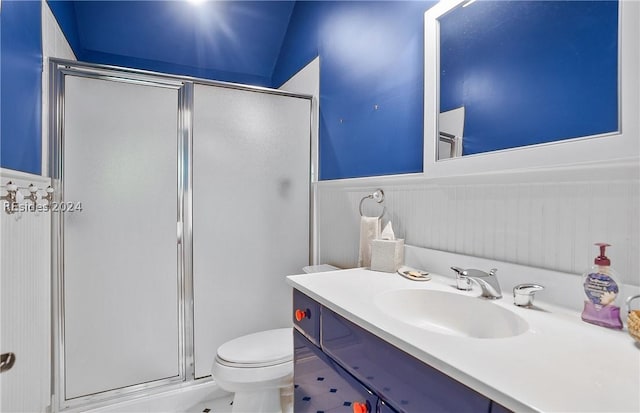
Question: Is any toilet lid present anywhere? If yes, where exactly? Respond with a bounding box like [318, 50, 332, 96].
[217, 328, 293, 367]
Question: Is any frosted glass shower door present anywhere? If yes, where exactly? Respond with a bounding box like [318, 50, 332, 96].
[192, 85, 311, 378]
[62, 76, 180, 399]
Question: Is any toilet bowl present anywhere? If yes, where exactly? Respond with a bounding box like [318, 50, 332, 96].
[212, 328, 293, 413]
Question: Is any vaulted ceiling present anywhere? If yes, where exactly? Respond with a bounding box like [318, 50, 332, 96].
[48, 0, 297, 86]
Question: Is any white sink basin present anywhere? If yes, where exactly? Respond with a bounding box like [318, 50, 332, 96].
[375, 289, 528, 339]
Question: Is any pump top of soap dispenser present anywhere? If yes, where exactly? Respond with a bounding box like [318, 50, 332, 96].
[594, 243, 611, 266]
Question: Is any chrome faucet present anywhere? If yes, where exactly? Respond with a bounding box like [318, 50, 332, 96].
[451, 267, 502, 299]
[513, 284, 544, 307]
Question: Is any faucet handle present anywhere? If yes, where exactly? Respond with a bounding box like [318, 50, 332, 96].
[450, 266, 465, 275]
[450, 266, 472, 290]
[513, 284, 544, 307]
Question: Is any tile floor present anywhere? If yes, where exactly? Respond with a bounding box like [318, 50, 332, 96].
[186, 394, 234, 413]
[187, 389, 294, 413]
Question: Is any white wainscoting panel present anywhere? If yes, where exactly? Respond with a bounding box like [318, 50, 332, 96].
[0, 169, 51, 412]
[316, 162, 640, 287]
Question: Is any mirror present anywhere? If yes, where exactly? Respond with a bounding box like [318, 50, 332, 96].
[437, 0, 618, 160]
[424, 0, 638, 176]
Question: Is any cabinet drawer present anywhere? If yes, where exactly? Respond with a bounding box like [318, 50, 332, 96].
[321, 308, 491, 413]
[292, 289, 320, 346]
[294, 330, 377, 413]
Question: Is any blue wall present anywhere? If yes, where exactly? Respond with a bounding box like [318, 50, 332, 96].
[7, 0, 437, 179]
[47, 0, 293, 87]
[439, 1, 618, 156]
[273, 1, 434, 180]
[1, 0, 42, 175]
[3, 1, 619, 179]
[50, 0, 434, 180]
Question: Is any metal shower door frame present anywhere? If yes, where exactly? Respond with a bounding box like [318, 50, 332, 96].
[49, 59, 194, 410]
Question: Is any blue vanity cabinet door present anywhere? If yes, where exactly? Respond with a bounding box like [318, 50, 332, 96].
[293, 290, 321, 346]
[378, 400, 399, 413]
[490, 401, 513, 413]
[321, 308, 492, 413]
[294, 330, 378, 413]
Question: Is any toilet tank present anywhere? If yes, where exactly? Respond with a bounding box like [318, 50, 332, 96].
[302, 264, 339, 274]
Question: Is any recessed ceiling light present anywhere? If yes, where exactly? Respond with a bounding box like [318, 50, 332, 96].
[187, 0, 206, 5]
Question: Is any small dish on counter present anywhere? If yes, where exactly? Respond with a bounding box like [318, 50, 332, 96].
[397, 266, 431, 281]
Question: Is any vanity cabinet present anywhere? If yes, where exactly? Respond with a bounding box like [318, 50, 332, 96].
[490, 402, 513, 413]
[292, 290, 497, 413]
[294, 330, 378, 413]
[378, 400, 398, 413]
[322, 307, 491, 413]
[293, 289, 321, 346]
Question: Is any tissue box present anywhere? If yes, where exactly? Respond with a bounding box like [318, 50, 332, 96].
[370, 239, 404, 273]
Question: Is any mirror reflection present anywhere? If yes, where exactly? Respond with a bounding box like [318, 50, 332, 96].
[437, 1, 619, 160]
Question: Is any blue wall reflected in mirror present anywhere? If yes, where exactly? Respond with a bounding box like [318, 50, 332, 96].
[439, 0, 618, 157]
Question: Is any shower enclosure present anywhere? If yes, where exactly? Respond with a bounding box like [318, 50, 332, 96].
[49, 60, 312, 409]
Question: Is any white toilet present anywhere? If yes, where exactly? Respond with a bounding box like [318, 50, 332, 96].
[212, 328, 294, 413]
[211, 265, 338, 413]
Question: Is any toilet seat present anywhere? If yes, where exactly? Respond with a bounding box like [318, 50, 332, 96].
[216, 328, 292, 368]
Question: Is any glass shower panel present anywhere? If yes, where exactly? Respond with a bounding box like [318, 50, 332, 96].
[192, 84, 311, 378]
[62, 76, 180, 399]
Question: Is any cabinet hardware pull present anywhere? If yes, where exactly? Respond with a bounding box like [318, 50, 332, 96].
[295, 309, 309, 321]
[352, 401, 368, 413]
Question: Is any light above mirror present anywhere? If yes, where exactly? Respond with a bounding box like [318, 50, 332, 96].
[424, 0, 639, 177]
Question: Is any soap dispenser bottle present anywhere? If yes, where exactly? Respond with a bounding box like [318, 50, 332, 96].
[581, 243, 623, 329]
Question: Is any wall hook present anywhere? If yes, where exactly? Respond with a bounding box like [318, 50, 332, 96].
[1, 181, 55, 215]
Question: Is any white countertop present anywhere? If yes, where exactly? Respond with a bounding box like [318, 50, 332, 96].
[287, 268, 640, 413]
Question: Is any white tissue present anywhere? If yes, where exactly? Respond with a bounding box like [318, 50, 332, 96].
[381, 222, 395, 240]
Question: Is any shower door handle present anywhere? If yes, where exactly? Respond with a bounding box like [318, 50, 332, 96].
[0, 352, 16, 373]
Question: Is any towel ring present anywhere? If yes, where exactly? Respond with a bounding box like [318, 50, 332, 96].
[359, 189, 386, 218]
